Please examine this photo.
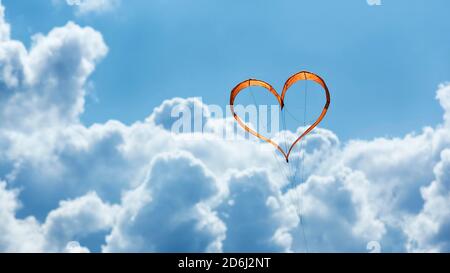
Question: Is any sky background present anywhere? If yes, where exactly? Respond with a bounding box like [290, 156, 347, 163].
[1, 0, 450, 253]
[3, 0, 450, 140]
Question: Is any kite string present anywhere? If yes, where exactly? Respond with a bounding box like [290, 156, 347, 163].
[296, 72, 309, 252]
[281, 109, 294, 177]
[248, 83, 290, 181]
[249, 79, 290, 178]
[285, 72, 309, 253]
[279, 73, 309, 252]
[247, 77, 308, 252]
[280, 91, 297, 181]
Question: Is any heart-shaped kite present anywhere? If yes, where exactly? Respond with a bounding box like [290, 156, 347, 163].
[229, 71, 331, 162]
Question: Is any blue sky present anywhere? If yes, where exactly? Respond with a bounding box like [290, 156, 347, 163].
[4, 0, 450, 140]
[1, 0, 450, 253]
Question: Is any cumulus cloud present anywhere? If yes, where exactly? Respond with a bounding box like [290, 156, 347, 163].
[64, 241, 90, 253]
[0, 12, 110, 224]
[437, 83, 450, 125]
[0, 3, 9, 41]
[0, 181, 45, 252]
[148, 97, 211, 133]
[1, 21, 108, 130]
[43, 192, 118, 251]
[103, 152, 225, 252]
[404, 149, 450, 252]
[1, 2, 450, 253]
[218, 169, 292, 252]
[60, 0, 120, 15]
[0, 180, 117, 252]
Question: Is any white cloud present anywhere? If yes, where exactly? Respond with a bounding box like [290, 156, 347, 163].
[1, 2, 450, 253]
[62, 0, 120, 15]
[0, 2, 10, 41]
[43, 192, 119, 252]
[0, 180, 117, 252]
[148, 97, 211, 133]
[103, 151, 225, 252]
[0, 2, 109, 217]
[218, 169, 293, 252]
[437, 83, 450, 125]
[64, 241, 90, 253]
[0, 181, 45, 252]
[404, 149, 450, 252]
[367, 0, 382, 6]
[3, 21, 107, 129]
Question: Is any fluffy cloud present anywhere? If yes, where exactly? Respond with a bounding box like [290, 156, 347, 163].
[437, 83, 450, 125]
[1, 2, 450, 253]
[1, 21, 108, 129]
[43, 192, 118, 251]
[404, 149, 450, 252]
[0, 4, 109, 220]
[149, 97, 211, 133]
[218, 169, 292, 252]
[103, 152, 225, 252]
[0, 3, 9, 41]
[0, 180, 117, 252]
[64, 241, 90, 253]
[60, 0, 120, 15]
[0, 181, 45, 252]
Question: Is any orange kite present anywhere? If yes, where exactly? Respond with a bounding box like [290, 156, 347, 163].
[230, 71, 331, 162]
